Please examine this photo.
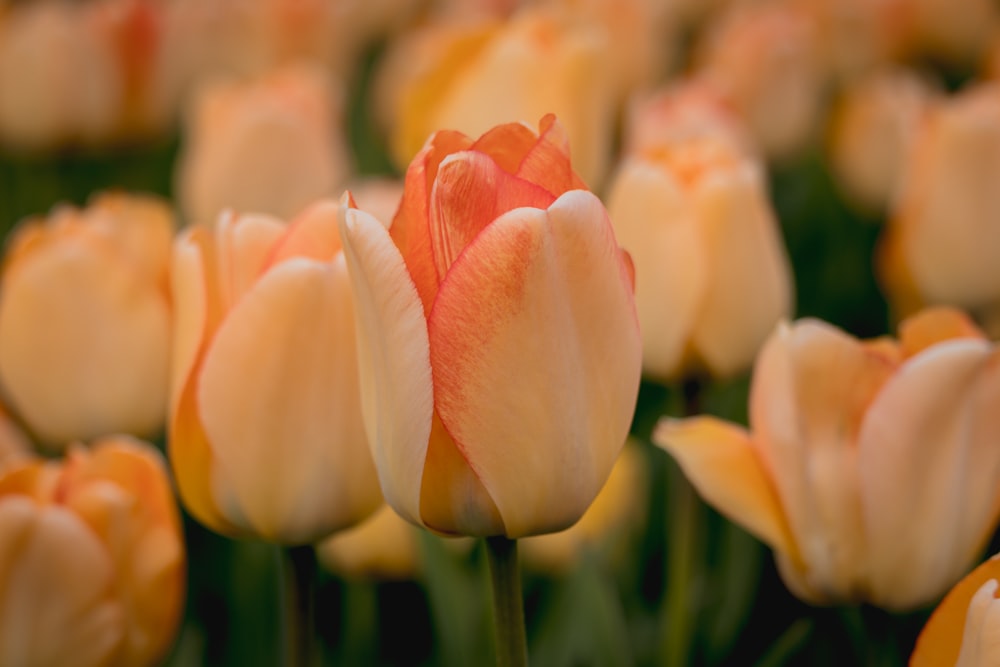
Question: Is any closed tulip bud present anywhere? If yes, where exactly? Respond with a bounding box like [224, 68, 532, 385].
[338, 115, 642, 538]
[0, 193, 173, 449]
[606, 135, 793, 381]
[655, 308, 1000, 610]
[170, 201, 381, 544]
[317, 505, 423, 581]
[0, 436, 184, 667]
[911, 555, 1000, 666]
[879, 82, 1000, 318]
[520, 440, 647, 574]
[378, 9, 617, 187]
[175, 62, 350, 227]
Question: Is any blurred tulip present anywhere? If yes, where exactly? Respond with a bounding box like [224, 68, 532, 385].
[345, 178, 404, 228]
[0, 436, 184, 667]
[828, 68, 939, 214]
[317, 505, 422, 581]
[378, 8, 617, 186]
[170, 201, 381, 544]
[606, 135, 793, 381]
[520, 440, 647, 574]
[911, 554, 1000, 666]
[0, 193, 173, 449]
[0, 406, 31, 475]
[879, 82, 1000, 318]
[175, 62, 350, 227]
[693, 4, 825, 161]
[898, 0, 998, 66]
[656, 308, 1000, 610]
[338, 115, 641, 538]
[792, 0, 907, 80]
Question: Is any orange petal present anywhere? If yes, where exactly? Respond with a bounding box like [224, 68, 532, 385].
[511, 114, 586, 195]
[429, 150, 554, 277]
[858, 337, 996, 609]
[339, 204, 434, 527]
[654, 416, 796, 557]
[606, 158, 706, 381]
[198, 258, 381, 544]
[428, 191, 640, 538]
[898, 306, 986, 359]
[263, 199, 342, 268]
[213, 212, 285, 313]
[911, 554, 1000, 667]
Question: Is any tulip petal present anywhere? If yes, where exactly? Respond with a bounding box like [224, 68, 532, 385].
[911, 555, 1000, 667]
[429, 190, 641, 538]
[213, 211, 285, 312]
[0, 499, 123, 667]
[339, 206, 434, 526]
[898, 306, 986, 359]
[750, 320, 897, 599]
[198, 257, 380, 544]
[654, 416, 796, 556]
[689, 164, 793, 377]
[264, 200, 342, 268]
[858, 337, 995, 609]
[429, 150, 555, 276]
[606, 159, 706, 380]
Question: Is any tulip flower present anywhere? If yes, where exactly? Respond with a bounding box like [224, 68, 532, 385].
[655, 308, 1000, 610]
[0, 436, 184, 667]
[0, 193, 173, 448]
[317, 505, 423, 581]
[606, 134, 793, 381]
[174, 62, 350, 227]
[911, 554, 1000, 666]
[338, 115, 642, 539]
[170, 201, 381, 544]
[879, 82, 1000, 319]
[0, 405, 31, 475]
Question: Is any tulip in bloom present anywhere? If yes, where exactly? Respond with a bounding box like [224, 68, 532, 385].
[655, 308, 1000, 610]
[174, 62, 350, 226]
[0, 193, 173, 448]
[338, 115, 642, 538]
[879, 82, 1000, 318]
[0, 436, 184, 667]
[170, 201, 381, 544]
[606, 134, 793, 381]
[911, 554, 1000, 666]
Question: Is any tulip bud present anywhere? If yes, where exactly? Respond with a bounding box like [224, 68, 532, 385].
[0, 193, 173, 449]
[338, 115, 642, 538]
[606, 135, 793, 381]
[0, 436, 184, 667]
[174, 62, 350, 227]
[170, 201, 381, 544]
[655, 307, 1000, 610]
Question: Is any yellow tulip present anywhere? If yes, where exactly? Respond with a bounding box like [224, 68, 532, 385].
[0, 436, 184, 667]
[338, 115, 642, 538]
[606, 134, 793, 381]
[655, 308, 1000, 610]
[170, 201, 381, 544]
[0, 193, 173, 449]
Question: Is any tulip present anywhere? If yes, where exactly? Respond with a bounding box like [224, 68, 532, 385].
[0, 406, 31, 475]
[377, 8, 617, 187]
[317, 505, 423, 581]
[0, 436, 184, 667]
[338, 115, 642, 538]
[879, 82, 1000, 318]
[911, 554, 1000, 666]
[170, 200, 381, 544]
[606, 134, 793, 381]
[0, 193, 173, 448]
[655, 307, 1000, 610]
[174, 62, 350, 227]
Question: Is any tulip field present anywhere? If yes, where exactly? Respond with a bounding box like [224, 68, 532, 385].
[1, 1, 1000, 666]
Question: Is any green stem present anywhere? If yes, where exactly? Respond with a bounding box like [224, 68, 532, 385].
[485, 536, 528, 667]
[281, 545, 318, 667]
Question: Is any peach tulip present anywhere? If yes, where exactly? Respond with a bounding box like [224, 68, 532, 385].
[170, 201, 381, 544]
[338, 116, 641, 538]
[655, 308, 1000, 610]
[879, 82, 1000, 318]
[0, 193, 173, 448]
[175, 62, 350, 227]
[0, 406, 31, 475]
[606, 135, 793, 381]
[911, 555, 1000, 666]
[0, 436, 184, 667]
[378, 9, 617, 187]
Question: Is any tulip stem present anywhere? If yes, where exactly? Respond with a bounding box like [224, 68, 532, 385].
[281, 545, 318, 667]
[485, 536, 528, 667]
